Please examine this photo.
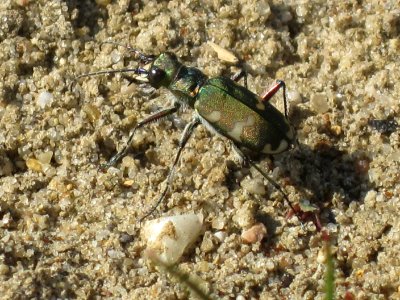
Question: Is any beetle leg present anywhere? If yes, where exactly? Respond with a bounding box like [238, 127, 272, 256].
[140, 116, 201, 222]
[260, 80, 288, 119]
[101, 104, 180, 170]
[232, 143, 301, 221]
[231, 68, 248, 89]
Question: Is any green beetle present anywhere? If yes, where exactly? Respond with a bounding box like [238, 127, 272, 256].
[78, 48, 296, 221]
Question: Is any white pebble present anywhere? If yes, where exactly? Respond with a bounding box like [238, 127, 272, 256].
[214, 231, 227, 242]
[142, 213, 203, 265]
[317, 247, 328, 264]
[207, 41, 239, 64]
[287, 90, 302, 106]
[37, 91, 53, 108]
[241, 177, 266, 195]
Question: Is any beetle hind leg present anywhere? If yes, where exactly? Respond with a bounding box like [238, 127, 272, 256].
[232, 143, 301, 220]
[260, 80, 288, 119]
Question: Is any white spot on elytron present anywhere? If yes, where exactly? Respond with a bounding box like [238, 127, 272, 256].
[227, 115, 255, 142]
[256, 102, 265, 110]
[205, 111, 222, 122]
[196, 114, 225, 139]
[262, 139, 288, 154]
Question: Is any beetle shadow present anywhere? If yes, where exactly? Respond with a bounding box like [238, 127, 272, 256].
[283, 141, 371, 216]
[248, 139, 372, 239]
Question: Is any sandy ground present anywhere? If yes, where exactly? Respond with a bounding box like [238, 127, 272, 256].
[0, 0, 399, 299]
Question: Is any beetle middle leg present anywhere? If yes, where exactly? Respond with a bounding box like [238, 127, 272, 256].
[140, 116, 201, 222]
[101, 103, 180, 170]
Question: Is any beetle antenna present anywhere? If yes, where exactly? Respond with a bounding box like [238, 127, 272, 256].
[75, 67, 148, 80]
[100, 40, 156, 63]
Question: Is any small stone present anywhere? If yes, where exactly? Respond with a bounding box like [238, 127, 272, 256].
[211, 217, 225, 230]
[121, 83, 137, 95]
[317, 246, 328, 264]
[122, 179, 135, 187]
[95, 0, 111, 6]
[310, 93, 329, 114]
[82, 104, 101, 123]
[198, 261, 210, 272]
[200, 234, 215, 253]
[241, 177, 266, 195]
[26, 158, 43, 172]
[37, 91, 53, 108]
[330, 125, 342, 136]
[241, 223, 267, 244]
[287, 90, 302, 105]
[233, 201, 256, 228]
[37, 151, 53, 165]
[214, 231, 227, 242]
[14, 0, 30, 5]
[299, 199, 318, 212]
[107, 249, 125, 259]
[0, 264, 10, 275]
[265, 260, 275, 271]
[364, 190, 377, 208]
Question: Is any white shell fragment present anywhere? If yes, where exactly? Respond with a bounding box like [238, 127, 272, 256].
[142, 213, 203, 265]
[207, 41, 239, 64]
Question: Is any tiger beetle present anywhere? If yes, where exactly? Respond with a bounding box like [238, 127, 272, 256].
[77, 42, 298, 222]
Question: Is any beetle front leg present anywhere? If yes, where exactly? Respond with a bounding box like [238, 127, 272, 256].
[101, 104, 180, 170]
[140, 116, 201, 222]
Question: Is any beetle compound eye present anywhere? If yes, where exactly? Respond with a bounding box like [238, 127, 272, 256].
[148, 67, 166, 87]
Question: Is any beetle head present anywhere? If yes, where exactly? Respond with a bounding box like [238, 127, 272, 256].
[146, 52, 182, 89]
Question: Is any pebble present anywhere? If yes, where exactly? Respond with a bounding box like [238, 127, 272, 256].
[142, 213, 203, 265]
[241, 223, 268, 244]
[37, 91, 53, 108]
